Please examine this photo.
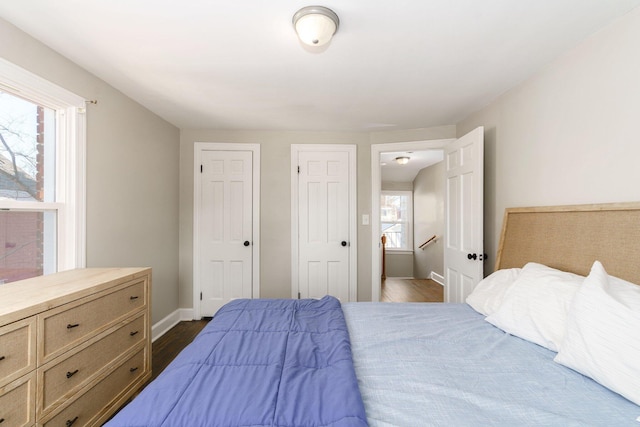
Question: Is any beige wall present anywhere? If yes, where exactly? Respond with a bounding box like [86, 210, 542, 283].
[382, 182, 413, 191]
[413, 162, 444, 279]
[180, 126, 457, 306]
[0, 18, 461, 314]
[0, 18, 181, 324]
[370, 126, 457, 144]
[6, 5, 635, 320]
[457, 7, 640, 274]
[11, 2, 634, 318]
[384, 253, 413, 277]
[179, 130, 371, 305]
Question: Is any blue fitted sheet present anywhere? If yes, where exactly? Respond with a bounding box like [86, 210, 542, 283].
[343, 302, 640, 427]
[106, 296, 368, 427]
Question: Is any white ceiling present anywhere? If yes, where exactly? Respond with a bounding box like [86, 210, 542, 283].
[1, 1, 638, 132]
[381, 150, 443, 183]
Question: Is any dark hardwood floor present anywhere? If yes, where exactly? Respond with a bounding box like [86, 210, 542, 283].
[151, 319, 209, 381]
[381, 277, 443, 302]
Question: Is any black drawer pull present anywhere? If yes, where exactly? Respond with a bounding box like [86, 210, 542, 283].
[0, 356, 5, 361]
[66, 416, 78, 427]
[0, 417, 5, 423]
[67, 323, 80, 329]
[129, 367, 139, 373]
[66, 369, 79, 379]
[130, 330, 139, 336]
[130, 295, 139, 300]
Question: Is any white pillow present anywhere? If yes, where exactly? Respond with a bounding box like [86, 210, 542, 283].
[485, 262, 584, 351]
[466, 268, 522, 316]
[554, 261, 640, 406]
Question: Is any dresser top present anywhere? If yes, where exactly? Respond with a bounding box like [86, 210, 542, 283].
[0, 268, 151, 325]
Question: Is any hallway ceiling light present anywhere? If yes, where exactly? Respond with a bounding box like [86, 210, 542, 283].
[395, 156, 410, 165]
[293, 6, 339, 47]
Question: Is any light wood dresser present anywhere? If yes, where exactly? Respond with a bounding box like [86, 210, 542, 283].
[0, 268, 151, 427]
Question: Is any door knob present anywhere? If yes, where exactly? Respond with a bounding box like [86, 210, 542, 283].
[244, 241, 250, 247]
[341, 241, 347, 247]
[467, 253, 477, 260]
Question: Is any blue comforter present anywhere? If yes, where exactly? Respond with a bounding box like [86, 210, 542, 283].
[106, 296, 368, 427]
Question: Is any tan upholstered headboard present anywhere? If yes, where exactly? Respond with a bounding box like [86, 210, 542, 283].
[495, 202, 640, 285]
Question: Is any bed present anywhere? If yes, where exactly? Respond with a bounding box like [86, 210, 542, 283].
[106, 202, 640, 426]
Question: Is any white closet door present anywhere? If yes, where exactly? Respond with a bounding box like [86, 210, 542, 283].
[199, 150, 253, 316]
[293, 146, 356, 301]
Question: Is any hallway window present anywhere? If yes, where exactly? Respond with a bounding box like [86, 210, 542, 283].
[381, 191, 413, 251]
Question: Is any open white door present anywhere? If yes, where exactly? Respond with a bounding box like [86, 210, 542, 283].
[444, 127, 484, 303]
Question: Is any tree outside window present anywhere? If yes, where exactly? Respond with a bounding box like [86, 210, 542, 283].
[0, 92, 55, 283]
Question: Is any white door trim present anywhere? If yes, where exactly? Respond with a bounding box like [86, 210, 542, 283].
[370, 139, 454, 302]
[291, 144, 358, 301]
[193, 142, 260, 319]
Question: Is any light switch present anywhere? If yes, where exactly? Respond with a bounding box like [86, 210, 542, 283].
[362, 214, 369, 225]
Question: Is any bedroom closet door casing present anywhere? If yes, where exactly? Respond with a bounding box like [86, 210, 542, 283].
[292, 145, 357, 302]
[444, 127, 484, 303]
[194, 144, 260, 318]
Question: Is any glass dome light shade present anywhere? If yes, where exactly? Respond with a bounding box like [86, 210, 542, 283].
[293, 6, 339, 47]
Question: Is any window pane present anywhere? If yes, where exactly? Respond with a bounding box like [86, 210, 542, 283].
[381, 194, 409, 221]
[381, 192, 411, 250]
[382, 222, 407, 249]
[0, 210, 56, 284]
[0, 91, 55, 202]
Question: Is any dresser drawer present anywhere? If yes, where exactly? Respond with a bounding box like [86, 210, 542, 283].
[38, 313, 146, 416]
[0, 372, 35, 427]
[0, 317, 36, 387]
[40, 348, 146, 427]
[38, 279, 146, 364]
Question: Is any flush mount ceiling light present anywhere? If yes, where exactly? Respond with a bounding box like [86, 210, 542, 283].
[395, 156, 410, 165]
[293, 6, 339, 47]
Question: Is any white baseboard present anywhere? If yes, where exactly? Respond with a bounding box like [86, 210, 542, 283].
[430, 271, 445, 286]
[152, 308, 195, 342]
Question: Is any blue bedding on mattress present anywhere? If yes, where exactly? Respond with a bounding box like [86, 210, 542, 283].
[343, 302, 640, 427]
[106, 296, 368, 427]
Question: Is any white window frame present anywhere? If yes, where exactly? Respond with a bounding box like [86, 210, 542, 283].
[381, 190, 413, 253]
[0, 58, 86, 273]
